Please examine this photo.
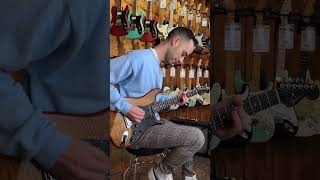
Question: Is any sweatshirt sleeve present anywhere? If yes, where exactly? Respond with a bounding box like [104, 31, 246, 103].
[0, 0, 73, 170]
[110, 54, 135, 115]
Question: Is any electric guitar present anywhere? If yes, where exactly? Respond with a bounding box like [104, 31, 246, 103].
[126, 0, 145, 39]
[0, 111, 109, 180]
[194, 3, 203, 47]
[167, 0, 178, 33]
[140, 0, 158, 42]
[214, 81, 319, 147]
[110, 86, 209, 148]
[156, 0, 169, 40]
[110, 0, 130, 36]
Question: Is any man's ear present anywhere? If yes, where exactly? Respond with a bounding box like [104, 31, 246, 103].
[171, 36, 180, 47]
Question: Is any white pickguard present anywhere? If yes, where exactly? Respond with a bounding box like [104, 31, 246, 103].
[157, 23, 169, 39]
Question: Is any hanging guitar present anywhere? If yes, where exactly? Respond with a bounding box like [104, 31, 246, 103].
[167, 0, 179, 33]
[126, 0, 145, 39]
[110, 86, 209, 148]
[110, 0, 130, 36]
[140, 0, 158, 42]
[156, 0, 169, 40]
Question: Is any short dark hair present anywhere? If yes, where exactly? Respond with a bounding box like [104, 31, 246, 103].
[167, 27, 198, 47]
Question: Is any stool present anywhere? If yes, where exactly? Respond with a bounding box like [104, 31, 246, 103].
[123, 148, 165, 180]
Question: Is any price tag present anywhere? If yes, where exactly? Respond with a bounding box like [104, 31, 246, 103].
[189, 69, 195, 78]
[197, 68, 202, 77]
[204, 70, 209, 78]
[252, 25, 270, 52]
[301, 26, 316, 51]
[181, 7, 187, 16]
[196, 15, 201, 23]
[160, 0, 166, 8]
[202, 18, 207, 27]
[188, 13, 193, 21]
[180, 68, 186, 78]
[162, 67, 166, 77]
[224, 23, 241, 51]
[279, 24, 294, 49]
[170, 66, 176, 77]
[170, 0, 176, 10]
[117, 12, 122, 15]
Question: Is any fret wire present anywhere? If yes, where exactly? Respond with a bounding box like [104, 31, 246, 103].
[264, 92, 272, 108]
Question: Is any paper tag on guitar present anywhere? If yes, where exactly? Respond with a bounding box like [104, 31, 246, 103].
[301, 26, 316, 51]
[188, 13, 193, 21]
[181, 7, 187, 16]
[180, 68, 186, 78]
[202, 18, 207, 27]
[252, 25, 270, 52]
[160, 0, 166, 8]
[170, 66, 176, 77]
[189, 69, 195, 78]
[162, 67, 166, 77]
[197, 68, 202, 77]
[170, 0, 176, 10]
[224, 23, 241, 51]
[196, 15, 201, 23]
[279, 24, 294, 49]
[204, 70, 209, 78]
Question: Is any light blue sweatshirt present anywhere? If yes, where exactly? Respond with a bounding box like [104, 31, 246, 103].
[0, 0, 107, 170]
[110, 49, 171, 115]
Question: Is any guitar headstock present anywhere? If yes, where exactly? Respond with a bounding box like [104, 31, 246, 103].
[277, 81, 320, 107]
[304, 0, 316, 17]
[280, 0, 292, 15]
[195, 86, 210, 94]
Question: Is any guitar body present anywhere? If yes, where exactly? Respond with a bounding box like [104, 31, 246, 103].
[167, 25, 178, 34]
[0, 111, 108, 180]
[110, 5, 130, 36]
[110, 89, 160, 148]
[126, 11, 145, 39]
[110, 87, 209, 148]
[195, 33, 204, 47]
[140, 19, 157, 42]
[156, 21, 169, 40]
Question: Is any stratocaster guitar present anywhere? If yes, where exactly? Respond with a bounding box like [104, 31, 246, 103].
[126, 0, 145, 39]
[156, 0, 169, 40]
[140, 0, 158, 42]
[110, 86, 209, 148]
[294, 0, 320, 136]
[110, 0, 130, 36]
[0, 111, 109, 180]
[214, 81, 319, 148]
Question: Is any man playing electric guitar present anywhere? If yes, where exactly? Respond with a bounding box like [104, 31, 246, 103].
[110, 27, 250, 180]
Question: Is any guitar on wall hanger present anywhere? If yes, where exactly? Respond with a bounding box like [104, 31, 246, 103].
[140, 0, 158, 42]
[110, 0, 130, 36]
[178, 0, 187, 28]
[156, 0, 169, 40]
[126, 0, 145, 39]
[194, 2, 203, 48]
[167, 0, 178, 33]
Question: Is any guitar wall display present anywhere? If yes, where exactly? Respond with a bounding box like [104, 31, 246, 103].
[140, 0, 157, 42]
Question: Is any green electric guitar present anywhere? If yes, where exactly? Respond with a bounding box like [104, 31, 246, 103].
[126, 0, 145, 39]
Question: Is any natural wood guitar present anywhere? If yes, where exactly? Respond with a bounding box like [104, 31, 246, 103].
[110, 87, 209, 148]
[0, 110, 109, 180]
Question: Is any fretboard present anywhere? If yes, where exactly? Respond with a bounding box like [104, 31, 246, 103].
[152, 89, 200, 112]
[210, 88, 281, 130]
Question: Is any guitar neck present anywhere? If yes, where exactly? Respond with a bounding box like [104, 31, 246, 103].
[153, 88, 202, 112]
[298, 51, 312, 80]
[147, 1, 151, 19]
[211, 88, 281, 129]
